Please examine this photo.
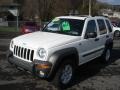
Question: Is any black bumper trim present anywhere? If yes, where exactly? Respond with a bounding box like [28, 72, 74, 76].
[7, 50, 52, 78]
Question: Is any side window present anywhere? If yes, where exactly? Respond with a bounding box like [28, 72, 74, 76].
[97, 19, 107, 35]
[106, 20, 112, 32]
[85, 20, 97, 38]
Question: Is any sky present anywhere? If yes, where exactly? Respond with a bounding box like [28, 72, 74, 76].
[98, 0, 120, 5]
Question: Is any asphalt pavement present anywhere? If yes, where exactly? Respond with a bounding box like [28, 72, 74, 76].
[0, 34, 120, 90]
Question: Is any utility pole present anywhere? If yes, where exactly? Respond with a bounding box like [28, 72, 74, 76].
[16, 8, 19, 31]
[89, 0, 91, 16]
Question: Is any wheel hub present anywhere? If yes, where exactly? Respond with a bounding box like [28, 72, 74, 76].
[105, 49, 110, 61]
[60, 65, 73, 84]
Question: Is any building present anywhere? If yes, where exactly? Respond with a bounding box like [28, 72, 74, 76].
[101, 9, 120, 19]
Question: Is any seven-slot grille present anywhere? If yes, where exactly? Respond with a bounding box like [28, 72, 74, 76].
[13, 45, 34, 61]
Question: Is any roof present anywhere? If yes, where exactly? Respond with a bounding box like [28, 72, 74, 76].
[57, 15, 107, 20]
[57, 15, 108, 20]
[58, 16, 89, 20]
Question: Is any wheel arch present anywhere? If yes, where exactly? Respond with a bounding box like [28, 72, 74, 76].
[47, 47, 79, 79]
[105, 38, 113, 49]
[114, 30, 120, 33]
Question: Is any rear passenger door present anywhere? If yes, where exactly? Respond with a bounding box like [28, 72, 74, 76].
[97, 19, 108, 50]
[105, 19, 113, 38]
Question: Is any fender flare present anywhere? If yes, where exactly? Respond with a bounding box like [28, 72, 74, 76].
[47, 47, 79, 79]
[105, 38, 113, 49]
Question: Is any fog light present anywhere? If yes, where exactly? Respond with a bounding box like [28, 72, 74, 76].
[36, 64, 51, 69]
[39, 71, 45, 77]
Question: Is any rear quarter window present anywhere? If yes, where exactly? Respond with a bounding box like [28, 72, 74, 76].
[105, 20, 112, 32]
[97, 19, 107, 35]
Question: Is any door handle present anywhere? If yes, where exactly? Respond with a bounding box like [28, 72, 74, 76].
[79, 43, 82, 45]
[95, 38, 99, 41]
[106, 35, 109, 38]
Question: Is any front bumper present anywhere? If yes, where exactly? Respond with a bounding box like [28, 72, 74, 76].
[7, 50, 52, 78]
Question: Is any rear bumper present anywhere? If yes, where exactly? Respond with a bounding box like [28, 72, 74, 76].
[7, 50, 52, 78]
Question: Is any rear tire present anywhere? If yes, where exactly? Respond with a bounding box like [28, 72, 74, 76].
[101, 47, 112, 63]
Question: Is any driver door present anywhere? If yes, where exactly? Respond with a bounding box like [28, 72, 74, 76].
[79, 19, 100, 64]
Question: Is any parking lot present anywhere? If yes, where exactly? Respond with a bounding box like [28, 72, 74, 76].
[0, 33, 120, 90]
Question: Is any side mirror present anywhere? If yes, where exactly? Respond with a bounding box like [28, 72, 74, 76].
[85, 32, 97, 39]
[43, 24, 47, 28]
[43, 22, 49, 28]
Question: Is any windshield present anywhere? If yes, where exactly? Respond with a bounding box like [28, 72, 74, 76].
[43, 18, 84, 36]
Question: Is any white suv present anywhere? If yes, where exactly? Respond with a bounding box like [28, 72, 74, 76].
[113, 26, 120, 37]
[7, 16, 113, 87]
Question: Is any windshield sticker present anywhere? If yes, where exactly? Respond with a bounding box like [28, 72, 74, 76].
[61, 21, 70, 31]
[52, 18, 60, 22]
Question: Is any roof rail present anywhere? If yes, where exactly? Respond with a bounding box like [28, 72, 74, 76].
[94, 15, 108, 18]
[69, 14, 90, 16]
[77, 15, 91, 17]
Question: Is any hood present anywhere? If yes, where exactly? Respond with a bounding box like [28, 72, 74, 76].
[13, 31, 80, 49]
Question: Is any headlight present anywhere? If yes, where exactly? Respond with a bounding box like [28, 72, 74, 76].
[10, 40, 14, 48]
[38, 48, 47, 60]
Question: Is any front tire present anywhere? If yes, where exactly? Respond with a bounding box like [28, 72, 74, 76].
[52, 60, 75, 88]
